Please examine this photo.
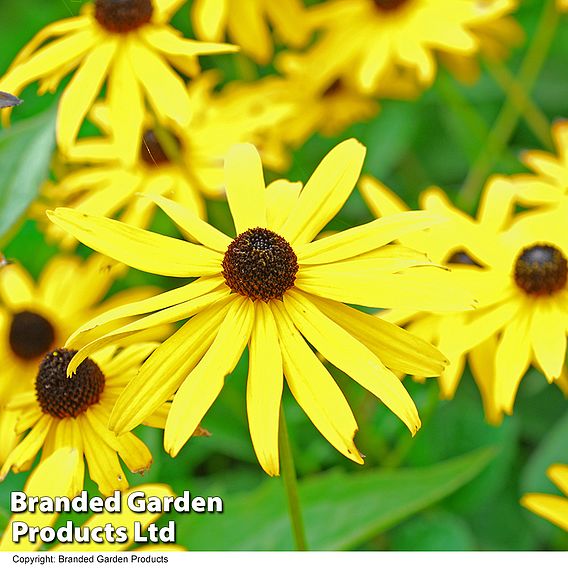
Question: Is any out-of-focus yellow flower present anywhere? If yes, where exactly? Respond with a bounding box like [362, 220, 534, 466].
[0, 0, 237, 155]
[0, 447, 181, 551]
[1, 343, 171, 496]
[46, 140, 476, 475]
[0, 254, 160, 464]
[558, 0, 568, 13]
[39, 72, 292, 249]
[522, 464, 568, 533]
[360, 176, 568, 424]
[280, 0, 521, 95]
[510, 120, 568, 207]
[191, 0, 311, 64]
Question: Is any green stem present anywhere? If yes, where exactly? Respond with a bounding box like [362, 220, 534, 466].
[279, 409, 308, 551]
[459, 0, 559, 209]
[485, 58, 553, 150]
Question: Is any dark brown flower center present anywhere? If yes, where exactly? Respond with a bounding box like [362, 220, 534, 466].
[94, 0, 153, 33]
[372, 0, 410, 12]
[139, 129, 181, 167]
[9, 311, 55, 361]
[222, 228, 298, 302]
[446, 250, 482, 268]
[514, 244, 567, 296]
[36, 349, 105, 419]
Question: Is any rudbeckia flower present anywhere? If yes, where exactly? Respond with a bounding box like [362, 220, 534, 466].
[0, 254, 160, 464]
[0, 447, 180, 551]
[360, 175, 568, 423]
[280, 0, 520, 95]
[1, 343, 171, 496]
[522, 464, 568, 533]
[510, 120, 568, 207]
[191, 0, 311, 65]
[0, 0, 237, 154]
[39, 73, 292, 249]
[48, 139, 475, 476]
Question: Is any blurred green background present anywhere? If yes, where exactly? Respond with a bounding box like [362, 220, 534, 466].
[1, 0, 568, 551]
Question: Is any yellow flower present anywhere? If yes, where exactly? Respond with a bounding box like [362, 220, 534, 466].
[0, 447, 180, 551]
[191, 0, 311, 65]
[511, 120, 568, 207]
[280, 0, 520, 95]
[558, 0, 568, 12]
[0, 0, 237, 155]
[39, 73, 293, 249]
[522, 464, 568, 533]
[0, 254, 157, 464]
[1, 343, 168, 496]
[47, 140, 475, 476]
[360, 175, 568, 423]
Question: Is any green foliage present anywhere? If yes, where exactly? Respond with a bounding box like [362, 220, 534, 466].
[0, 103, 57, 244]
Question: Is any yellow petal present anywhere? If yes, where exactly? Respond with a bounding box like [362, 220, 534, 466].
[164, 296, 254, 456]
[144, 194, 231, 252]
[247, 302, 283, 476]
[110, 297, 233, 435]
[494, 311, 532, 414]
[192, 0, 229, 41]
[127, 40, 191, 126]
[67, 276, 225, 345]
[107, 39, 145, 166]
[57, 39, 117, 154]
[271, 301, 363, 464]
[548, 464, 568, 496]
[284, 291, 421, 435]
[295, 211, 442, 265]
[530, 302, 567, 381]
[310, 295, 446, 376]
[52, 418, 85, 497]
[225, 143, 267, 234]
[0, 263, 35, 309]
[226, 0, 272, 64]
[280, 139, 366, 245]
[265, 179, 302, 232]
[358, 175, 409, 218]
[47, 208, 222, 277]
[0, 448, 78, 552]
[521, 494, 568, 532]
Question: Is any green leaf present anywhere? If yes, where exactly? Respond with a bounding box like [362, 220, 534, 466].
[389, 510, 476, 551]
[178, 447, 495, 551]
[0, 103, 57, 243]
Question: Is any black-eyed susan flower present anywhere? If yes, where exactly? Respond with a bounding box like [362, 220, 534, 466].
[0, 254, 165, 465]
[0, 0, 237, 155]
[0, 447, 181, 551]
[522, 464, 568, 533]
[280, 0, 520, 95]
[191, 0, 310, 65]
[1, 343, 170, 496]
[47, 139, 476, 476]
[511, 120, 568, 207]
[360, 175, 568, 424]
[39, 73, 293, 249]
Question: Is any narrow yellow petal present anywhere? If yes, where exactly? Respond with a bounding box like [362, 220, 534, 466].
[284, 291, 421, 435]
[226, 0, 272, 64]
[191, 0, 228, 41]
[280, 139, 366, 245]
[57, 40, 117, 154]
[271, 301, 363, 464]
[530, 302, 566, 381]
[47, 208, 222, 277]
[247, 302, 283, 476]
[141, 26, 238, 56]
[52, 418, 85, 497]
[144, 194, 231, 252]
[127, 40, 191, 126]
[265, 179, 302, 233]
[0, 264, 35, 309]
[110, 297, 233, 434]
[521, 494, 568, 532]
[67, 276, 225, 346]
[295, 211, 442, 265]
[225, 143, 267, 234]
[310, 295, 446, 376]
[164, 296, 254, 457]
[358, 175, 409, 218]
[548, 464, 568, 496]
